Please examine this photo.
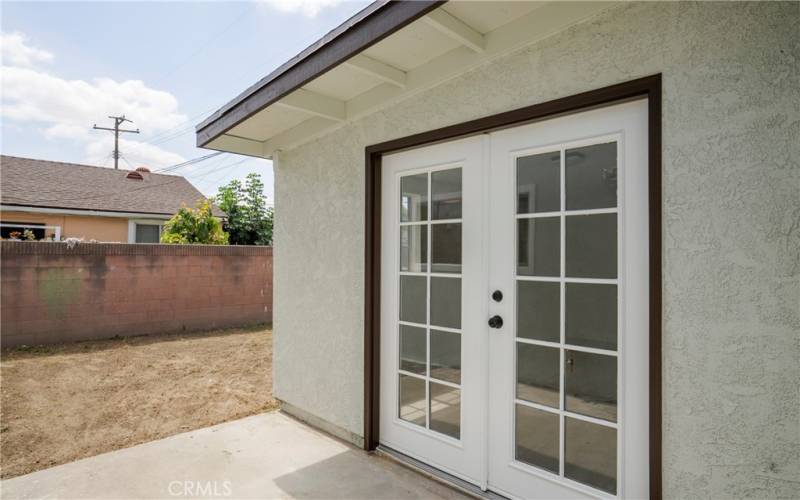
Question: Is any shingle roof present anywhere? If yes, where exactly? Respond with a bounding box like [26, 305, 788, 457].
[0, 155, 222, 217]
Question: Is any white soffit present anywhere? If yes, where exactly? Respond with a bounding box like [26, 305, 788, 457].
[205, 1, 616, 158]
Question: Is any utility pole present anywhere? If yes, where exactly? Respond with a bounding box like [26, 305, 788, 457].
[92, 115, 140, 169]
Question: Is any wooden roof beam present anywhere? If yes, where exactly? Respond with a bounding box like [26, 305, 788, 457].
[422, 9, 485, 53]
[274, 88, 346, 122]
[344, 54, 407, 88]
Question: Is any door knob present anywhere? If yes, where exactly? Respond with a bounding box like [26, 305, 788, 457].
[491, 290, 503, 302]
[488, 315, 504, 329]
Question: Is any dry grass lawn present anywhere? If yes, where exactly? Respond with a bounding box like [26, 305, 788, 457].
[0, 325, 276, 479]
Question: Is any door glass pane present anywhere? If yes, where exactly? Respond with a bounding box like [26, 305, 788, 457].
[430, 382, 460, 439]
[517, 217, 560, 277]
[516, 343, 559, 408]
[430, 329, 460, 384]
[400, 275, 426, 324]
[565, 417, 617, 494]
[517, 151, 560, 214]
[511, 140, 621, 494]
[566, 142, 617, 211]
[515, 404, 559, 473]
[565, 350, 617, 422]
[399, 325, 426, 375]
[399, 374, 426, 427]
[565, 214, 617, 279]
[401, 174, 428, 222]
[430, 277, 460, 329]
[565, 283, 617, 350]
[431, 223, 461, 273]
[400, 225, 427, 272]
[517, 281, 560, 342]
[432, 168, 462, 219]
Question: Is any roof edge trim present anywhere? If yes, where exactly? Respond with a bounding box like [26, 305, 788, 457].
[196, 0, 445, 149]
[1, 204, 178, 219]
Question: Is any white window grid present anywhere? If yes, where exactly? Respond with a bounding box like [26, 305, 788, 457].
[397, 166, 464, 440]
[512, 140, 621, 495]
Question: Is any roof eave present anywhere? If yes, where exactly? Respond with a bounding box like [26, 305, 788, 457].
[195, 0, 444, 149]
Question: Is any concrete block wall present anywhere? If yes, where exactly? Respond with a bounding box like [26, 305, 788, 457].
[0, 241, 272, 346]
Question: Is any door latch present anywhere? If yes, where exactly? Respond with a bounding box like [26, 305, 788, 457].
[488, 315, 503, 329]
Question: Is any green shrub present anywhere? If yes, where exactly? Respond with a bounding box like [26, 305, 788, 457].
[160, 200, 229, 245]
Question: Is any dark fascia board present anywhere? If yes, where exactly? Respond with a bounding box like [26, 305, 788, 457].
[196, 0, 445, 148]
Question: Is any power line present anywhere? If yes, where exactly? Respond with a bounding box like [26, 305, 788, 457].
[136, 5, 356, 150]
[92, 115, 140, 170]
[190, 158, 250, 182]
[138, 106, 219, 146]
[159, 4, 253, 82]
[32, 155, 247, 205]
[153, 151, 225, 173]
[100, 151, 114, 168]
[119, 155, 136, 170]
[142, 12, 344, 148]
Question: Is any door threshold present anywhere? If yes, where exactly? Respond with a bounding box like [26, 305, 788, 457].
[376, 445, 508, 500]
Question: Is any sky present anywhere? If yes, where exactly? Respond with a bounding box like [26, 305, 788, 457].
[0, 0, 372, 204]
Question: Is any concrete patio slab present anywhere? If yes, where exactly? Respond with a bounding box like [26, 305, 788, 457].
[1, 412, 470, 500]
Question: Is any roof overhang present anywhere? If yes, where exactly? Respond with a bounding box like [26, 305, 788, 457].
[196, 1, 616, 159]
[0, 204, 174, 219]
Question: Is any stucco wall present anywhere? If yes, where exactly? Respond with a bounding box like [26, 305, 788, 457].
[1, 211, 129, 242]
[273, 2, 799, 497]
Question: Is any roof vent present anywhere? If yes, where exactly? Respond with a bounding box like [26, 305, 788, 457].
[125, 171, 144, 180]
[135, 167, 150, 173]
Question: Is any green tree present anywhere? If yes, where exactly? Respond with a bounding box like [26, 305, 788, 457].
[160, 199, 229, 245]
[216, 173, 273, 245]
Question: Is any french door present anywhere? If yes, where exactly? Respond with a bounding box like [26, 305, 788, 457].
[380, 100, 649, 498]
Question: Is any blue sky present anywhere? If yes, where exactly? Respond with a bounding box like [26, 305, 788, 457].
[1, 0, 372, 203]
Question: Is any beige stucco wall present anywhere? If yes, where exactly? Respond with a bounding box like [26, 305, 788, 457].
[1, 211, 129, 242]
[273, 2, 799, 497]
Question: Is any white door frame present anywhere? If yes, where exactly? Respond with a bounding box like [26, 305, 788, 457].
[364, 75, 662, 499]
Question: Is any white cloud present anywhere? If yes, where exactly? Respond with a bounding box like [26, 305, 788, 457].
[1, 66, 186, 134]
[258, 0, 344, 18]
[42, 123, 91, 141]
[1, 32, 189, 171]
[0, 32, 53, 68]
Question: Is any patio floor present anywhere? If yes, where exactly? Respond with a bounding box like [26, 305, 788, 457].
[1, 411, 470, 499]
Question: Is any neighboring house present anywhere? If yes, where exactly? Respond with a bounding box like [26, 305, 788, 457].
[196, 3, 797, 500]
[0, 156, 221, 243]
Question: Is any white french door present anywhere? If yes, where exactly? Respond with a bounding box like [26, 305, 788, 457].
[380, 100, 649, 498]
[380, 136, 487, 484]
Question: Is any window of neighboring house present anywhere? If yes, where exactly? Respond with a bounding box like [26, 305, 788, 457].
[135, 223, 162, 243]
[0, 222, 47, 240]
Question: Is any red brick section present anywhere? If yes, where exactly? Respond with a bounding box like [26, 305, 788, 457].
[1, 241, 273, 347]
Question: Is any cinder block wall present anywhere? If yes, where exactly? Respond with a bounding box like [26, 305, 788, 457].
[0, 241, 272, 347]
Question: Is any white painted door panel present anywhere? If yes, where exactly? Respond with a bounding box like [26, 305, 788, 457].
[380, 136, 487, 486]
[379, 100, 649, 498]
[487, 100, 649, 499]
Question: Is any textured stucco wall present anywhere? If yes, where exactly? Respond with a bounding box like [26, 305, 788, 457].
[273, 2, 799, 497]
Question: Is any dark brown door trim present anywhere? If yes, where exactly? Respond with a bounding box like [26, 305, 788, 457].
[364, 74, 662, 498]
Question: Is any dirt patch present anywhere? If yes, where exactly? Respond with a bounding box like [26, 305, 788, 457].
[0, 325, 277, 479]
